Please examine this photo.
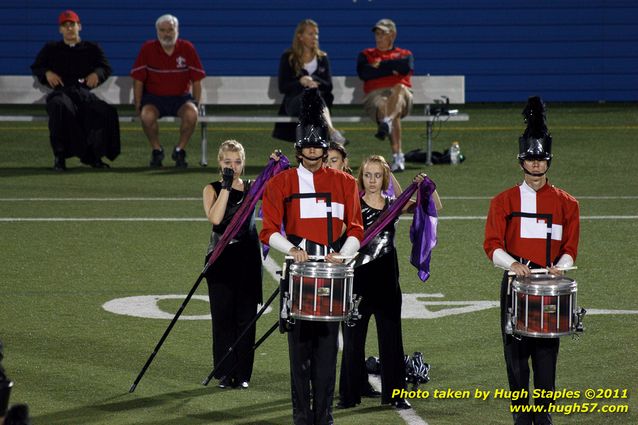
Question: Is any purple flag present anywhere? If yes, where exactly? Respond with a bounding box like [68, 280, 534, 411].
[384, 176, 396, 198]
[360, 182, 418, 248]
[409, 178, 438, 281]
[359, 177, 438, 282]
[207, 154, 290, 269]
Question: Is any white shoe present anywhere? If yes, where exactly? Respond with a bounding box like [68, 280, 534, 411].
[391, 153, 405, 172]
[330, 129, 348, 145]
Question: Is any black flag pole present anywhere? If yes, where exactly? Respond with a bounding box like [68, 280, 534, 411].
[129, 265, 209, 393]
[201, 286, 280, 386]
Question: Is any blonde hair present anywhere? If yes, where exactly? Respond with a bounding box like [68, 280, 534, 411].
[217, 140, 245, 174]
[357, 155, 391, 192]
[288, 19, 326, 75]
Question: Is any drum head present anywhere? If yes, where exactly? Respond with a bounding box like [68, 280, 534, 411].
[289, 262, 354, 279]
[512, 274, 577, 295]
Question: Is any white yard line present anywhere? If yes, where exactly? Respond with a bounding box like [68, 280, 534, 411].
[0, 197, 201, 201]
[1, 195, 637, 202]
[2, 216, 637, 222]
[439, 196, 638, 200]
[369, 376, 429, 425]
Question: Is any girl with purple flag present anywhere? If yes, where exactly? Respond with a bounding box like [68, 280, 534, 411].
[338, 155, 441, 410]
[202, 140, 273, 390]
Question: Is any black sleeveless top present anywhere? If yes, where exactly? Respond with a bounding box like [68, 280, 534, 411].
[352, 197, 398, 266]
[206, 180, 257, 255]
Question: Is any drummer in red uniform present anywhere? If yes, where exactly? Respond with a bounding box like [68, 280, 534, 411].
[260, 88, 364, 425]
[484, 96, 580, 425]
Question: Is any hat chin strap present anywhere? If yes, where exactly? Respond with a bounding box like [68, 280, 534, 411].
[520, 160, 550, 177]
[298, 148, 327, 162]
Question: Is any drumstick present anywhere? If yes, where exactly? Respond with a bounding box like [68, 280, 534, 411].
[284, 254, 357, 261]
[506, 266, 578, 276]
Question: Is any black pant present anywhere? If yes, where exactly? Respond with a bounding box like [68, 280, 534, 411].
[207, 280, 257, 382]
[288, 320, 339, 425]
[46, 86, 120, 161]
[205, 239, 262, 383]
[339, 284, 406, 405]
[501, 272, 559, 425]
[340, 252, 406, 405]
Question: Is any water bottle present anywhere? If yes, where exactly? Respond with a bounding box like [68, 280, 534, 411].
[450, 141, 461, 165]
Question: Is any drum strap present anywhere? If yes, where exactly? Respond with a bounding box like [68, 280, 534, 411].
[286, 235, 335, 257]
[285, 192, 336, 251]
[506, 212, 552, 267]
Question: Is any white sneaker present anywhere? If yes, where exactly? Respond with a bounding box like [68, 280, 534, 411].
[330, 129, 348, 145]
[391, 152, 405, 172]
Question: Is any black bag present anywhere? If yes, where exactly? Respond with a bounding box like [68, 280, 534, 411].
[404, 148, 465, 164]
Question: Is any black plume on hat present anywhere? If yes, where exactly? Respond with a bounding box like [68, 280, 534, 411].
[518, 96, 552, 162]
[295, 88, 329, 150]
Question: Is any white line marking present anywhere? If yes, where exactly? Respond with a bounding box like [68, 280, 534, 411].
[369, 376, 429, 425]
[2, 216, 637, 222]
[1, 196, 637, 202]
[439, 196, 638, 200]
[0, 218, 207, 222]
[263, 256, 281, 282]
[0, 197, 201, 201]
[586, 309, 638, 315]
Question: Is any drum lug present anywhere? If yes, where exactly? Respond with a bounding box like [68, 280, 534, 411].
[346, 295, 363, 327]
[504, 308, 514, 335]
[280, 292, 290, 320]
[574, 307, 586, 333]
[279, 291, 294, 333]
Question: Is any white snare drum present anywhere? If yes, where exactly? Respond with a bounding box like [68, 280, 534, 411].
[510, 274, 579, 338]
[288, 262, 354, 322]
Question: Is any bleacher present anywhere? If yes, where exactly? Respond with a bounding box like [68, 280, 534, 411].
[0, 75, 468, 166]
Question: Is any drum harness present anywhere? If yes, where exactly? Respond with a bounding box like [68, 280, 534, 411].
[503, 212, 586, 340]
[279, 192, 362, 329]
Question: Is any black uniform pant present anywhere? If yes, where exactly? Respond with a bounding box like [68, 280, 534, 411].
[339, 285, 406, 405]
[501, 273, 559, 425]
[204, 240, 261, 384]
[288, 320, 339, 425]
[46, 86, 120, 161]
[207, 280, 257, 383]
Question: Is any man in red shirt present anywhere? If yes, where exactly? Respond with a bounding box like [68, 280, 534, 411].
[131, 14, 206, 168]
[484, 97, 580, 425]
[357, 19, 414, 172]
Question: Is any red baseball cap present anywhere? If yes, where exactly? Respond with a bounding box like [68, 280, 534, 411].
[58, 10, 80, 25]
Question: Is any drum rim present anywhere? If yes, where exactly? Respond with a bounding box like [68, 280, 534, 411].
[513, 328, 575, 338]
[514, 274, 576, 284]
[290, 312, 348, 322]
[512, 281, 577, 295]
[289, 262, 354, 278]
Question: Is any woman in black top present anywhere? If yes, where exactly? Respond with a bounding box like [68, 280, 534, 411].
[203, 140, 262, 389]
[273, 19, 346, 144]
[339, 155, 439, 409]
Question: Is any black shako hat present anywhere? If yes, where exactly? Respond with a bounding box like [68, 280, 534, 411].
[295, 88, 329, 150]
[518, 96, 553, 163]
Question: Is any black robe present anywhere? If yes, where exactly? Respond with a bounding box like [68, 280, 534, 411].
[31, 41, 120, 162]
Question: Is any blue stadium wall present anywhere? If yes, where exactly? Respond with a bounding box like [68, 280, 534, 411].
[2, 0, 637, 102]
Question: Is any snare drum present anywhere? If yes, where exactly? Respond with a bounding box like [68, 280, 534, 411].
[510, 274, 578, 338]
[288, 262, 354, 322]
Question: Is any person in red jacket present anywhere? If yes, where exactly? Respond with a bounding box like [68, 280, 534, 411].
[131, 14, 206, 168]
[260, 88, 363, 425]
[357, 19, 414, 172]
[484, 97, 580, 425]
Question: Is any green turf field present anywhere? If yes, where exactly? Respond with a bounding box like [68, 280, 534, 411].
[1, 103, 637, 424]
